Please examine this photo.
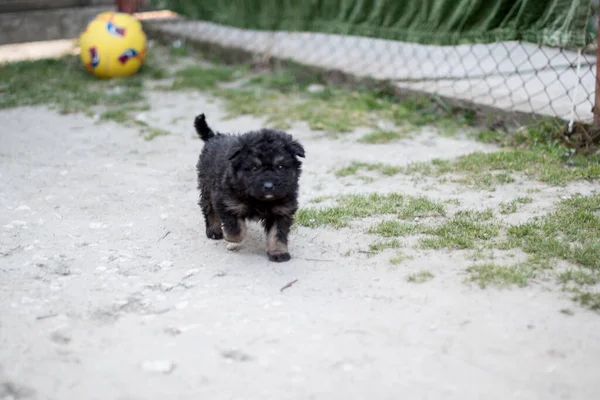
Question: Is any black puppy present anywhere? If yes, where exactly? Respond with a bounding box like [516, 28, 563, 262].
[194, 114, 305, 262]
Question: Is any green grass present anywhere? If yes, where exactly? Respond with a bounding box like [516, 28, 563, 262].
[200, 63, 481, 134]
[336, 162, 403, 178]
[369, 239, 402, 252]
[499, 196, 533, 215]
[358, 127, 413, 144]
[170, 65, 247, 90]
[504, 193, 600, 311]
[407, 270, 434, 283]
[419, 209, 501, 250]
[99, 104, 151, 124]
[309, 196, 331, 204]
[572, 291, 600, 311]
[508, 194, 600, 271]
[0, 55, 167, 113]
[405, 147, 600, 190]
[295, 193, 445, 229]
[466, 263, 536, 288]
[0, 57, 136, 112]
[390, 251, 409, 265]
[143, 127, 171, 141]
[368, 221, 418, 237]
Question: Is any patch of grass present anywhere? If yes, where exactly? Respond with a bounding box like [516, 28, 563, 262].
[143, 127, 171, 141]
[368, 221, 417, 237]
[508, 193, 600, 271]
[406, 141, 600, 189]
[558, 270, 600, 286]
[419, 209, 501, 250]
[335, 162, 403, 177]
[246, 68, 322, 93]
[499, 197, 532, 215]
[560, 308, 575, 316]
[0, 57, 142, 112]
[504, 193, 600, 311]
[99, 104, 150, 124]
[572, 291, 600, 311]
[212, 67, 478, 134]
[295, 193, 445, 229]
[369, 239, 402, 252]
[171, 65, 247, 90]
[466, 263, 536, 288]
[390, 251, 409, 265]
[309, 196, 331, 204]
[407, 270, 434, 283]
[169, 42, 189, 57]
[358, 127, 413, 144]
[499, 201, 518, 215]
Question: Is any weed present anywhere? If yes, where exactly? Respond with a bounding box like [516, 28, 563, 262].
[499, 197, 532, 215]
[295, 193, 445, 229]
[407, 270, 434, 283]
[467, 263, 536, 288]
[171, 65, 247, 90]
[572, 291, 600, 311]
[369, 239, 402, 252]
[358, 127, 413, 144]
[99, 104, 150, 124]
[419, 209, 501, 250]
[508, 193, 600, 271]
[390, 251, 409, 265]
[335, 162, 403, 177]
[309, 196, 331, 204]
[0, 57, 142, 112]
[143, 127, 171, 141]
[368, 221, 417, 237]
[406, 144, 600, 190]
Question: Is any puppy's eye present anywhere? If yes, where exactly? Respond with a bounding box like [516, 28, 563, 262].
[252, 166, 259, 171]
[277, 165, 284, 170]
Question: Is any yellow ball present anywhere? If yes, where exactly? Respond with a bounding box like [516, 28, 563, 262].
[78, 12, 147, 79]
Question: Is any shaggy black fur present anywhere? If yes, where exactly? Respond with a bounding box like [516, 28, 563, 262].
[194, 113, 305, 262]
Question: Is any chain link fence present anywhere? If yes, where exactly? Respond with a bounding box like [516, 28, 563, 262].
[143, 2, 600, 149]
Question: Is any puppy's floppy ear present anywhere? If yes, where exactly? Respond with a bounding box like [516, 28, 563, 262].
[288, 140, 305, 158]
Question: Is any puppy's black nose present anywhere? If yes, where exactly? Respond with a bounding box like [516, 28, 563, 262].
[263, 182, 274, 190]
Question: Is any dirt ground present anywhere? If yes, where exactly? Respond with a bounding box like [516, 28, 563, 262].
[2, 86, 600, 399]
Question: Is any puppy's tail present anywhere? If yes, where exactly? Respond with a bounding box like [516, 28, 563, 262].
[194, 113, 215, 142]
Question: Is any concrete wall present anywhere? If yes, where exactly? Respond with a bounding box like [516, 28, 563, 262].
[0, 5, 114, 45]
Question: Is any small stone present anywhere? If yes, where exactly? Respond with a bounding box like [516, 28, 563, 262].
[159, 260, 173, 269]
[141, 360, 176, 374]
[89, 222, 107, 229]
[15, 205, 31, 212]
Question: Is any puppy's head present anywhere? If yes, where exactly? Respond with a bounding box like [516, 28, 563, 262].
[228, 129, 305, 201]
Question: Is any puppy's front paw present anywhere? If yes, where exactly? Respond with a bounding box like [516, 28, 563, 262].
[268, 252, 291, 262]
[206, 227, 223, 240]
